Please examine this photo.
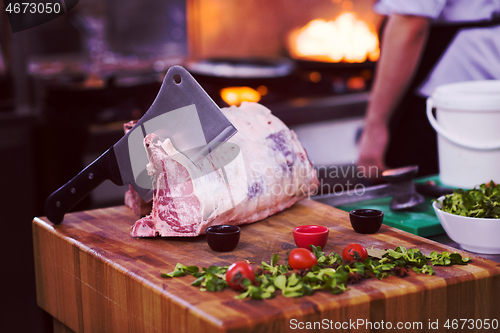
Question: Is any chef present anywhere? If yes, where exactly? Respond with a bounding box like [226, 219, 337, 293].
[357, 0, 500, 180]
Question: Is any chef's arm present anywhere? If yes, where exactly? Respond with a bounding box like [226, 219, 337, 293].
[357, 14, 431, 176]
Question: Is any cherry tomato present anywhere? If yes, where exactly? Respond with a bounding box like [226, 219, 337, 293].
[288, 248, 318, 270]
[226, 261, 255, 290]
[342, 243, 368, 261]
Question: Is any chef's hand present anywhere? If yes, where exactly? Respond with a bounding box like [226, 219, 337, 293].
[355, 14, 430, 184]
[357, 119, 388, 183]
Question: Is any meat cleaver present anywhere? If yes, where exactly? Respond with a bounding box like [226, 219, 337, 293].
[45, 66, 237, 224]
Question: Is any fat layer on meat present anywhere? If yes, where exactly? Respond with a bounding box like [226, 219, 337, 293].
[130, 102, 319, 237]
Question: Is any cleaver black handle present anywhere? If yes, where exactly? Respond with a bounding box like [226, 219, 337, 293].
[44, 148, 123, 224]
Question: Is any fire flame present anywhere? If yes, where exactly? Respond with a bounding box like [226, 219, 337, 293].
[288, 12, 379, 63]
[220, 86, 261, 106]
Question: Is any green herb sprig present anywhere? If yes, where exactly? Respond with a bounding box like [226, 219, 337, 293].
[161, 246, 471, 300]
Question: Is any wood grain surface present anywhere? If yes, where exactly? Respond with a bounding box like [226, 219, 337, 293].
[33, 199, 500, 333]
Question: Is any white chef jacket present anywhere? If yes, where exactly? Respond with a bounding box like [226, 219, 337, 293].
[374, 0, 500, 97]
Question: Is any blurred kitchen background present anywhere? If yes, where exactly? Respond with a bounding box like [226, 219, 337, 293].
[0, 0, 382, 331]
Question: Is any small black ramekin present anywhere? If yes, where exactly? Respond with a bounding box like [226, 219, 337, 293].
[349, 209, 384, 234]
[205, 225, 241, 252]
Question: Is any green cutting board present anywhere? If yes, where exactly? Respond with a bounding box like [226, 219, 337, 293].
[337, 175, 450, 237]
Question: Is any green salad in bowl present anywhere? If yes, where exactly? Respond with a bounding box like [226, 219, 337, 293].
[439, 181, 500, 218]
[432, 181, 500, 254]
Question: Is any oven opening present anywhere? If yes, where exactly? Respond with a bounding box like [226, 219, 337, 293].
[187, 0, 383, 194]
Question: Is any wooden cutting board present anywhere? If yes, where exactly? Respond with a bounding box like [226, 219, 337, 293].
[33, 200, 500, 333]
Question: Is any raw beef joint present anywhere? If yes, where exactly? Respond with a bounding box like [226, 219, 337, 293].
[130, 102, 319, 237]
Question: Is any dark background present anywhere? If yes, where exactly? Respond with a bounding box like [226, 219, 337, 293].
[0, 0, 186, 331]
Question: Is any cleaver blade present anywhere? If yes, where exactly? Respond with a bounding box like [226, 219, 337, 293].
[45, 66, 237, 224]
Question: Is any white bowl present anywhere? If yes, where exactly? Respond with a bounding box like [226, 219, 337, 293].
[432, 196, 500, 254]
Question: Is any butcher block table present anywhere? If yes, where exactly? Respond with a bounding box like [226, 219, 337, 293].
[33, 199, 500, 333]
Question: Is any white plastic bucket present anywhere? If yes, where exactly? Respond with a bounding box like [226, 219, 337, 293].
[427, 80, 500, 189]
